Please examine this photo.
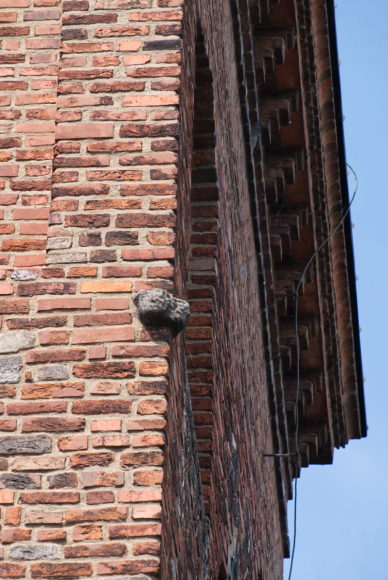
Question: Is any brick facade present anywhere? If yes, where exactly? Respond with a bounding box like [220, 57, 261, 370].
[0, 0, 365, 578]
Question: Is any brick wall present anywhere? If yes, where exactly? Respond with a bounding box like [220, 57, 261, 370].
[0, 0, 362, 579]
[0, 0, 192, 578]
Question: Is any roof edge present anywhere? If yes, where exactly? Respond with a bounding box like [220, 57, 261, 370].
[325, 0, 367, 438]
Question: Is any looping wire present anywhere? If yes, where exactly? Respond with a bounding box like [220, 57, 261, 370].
[287, 163, 358, 580]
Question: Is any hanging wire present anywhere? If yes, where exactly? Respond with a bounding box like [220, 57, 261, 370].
[286, 163, 358, 580]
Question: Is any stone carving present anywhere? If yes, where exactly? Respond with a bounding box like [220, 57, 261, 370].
[9, 546, 60, 560]
[133, 289, 190, 337]
[0, 356, 22, 384]
[37, 365, 69, 382]
[11, 270, 39, 281]
[0, 436, 51, 455]
[0, 332, 35, 355]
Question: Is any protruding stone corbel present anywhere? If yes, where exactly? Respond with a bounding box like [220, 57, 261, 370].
[133, 289, 190, 338]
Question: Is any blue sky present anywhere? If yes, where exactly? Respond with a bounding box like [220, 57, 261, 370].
[283, 2, 388, 578]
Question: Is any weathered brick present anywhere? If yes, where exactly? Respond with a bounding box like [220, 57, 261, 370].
[64, 542, 125, 558]
[19, 491, 79, 504]
[24, 511, 62, 524]
[22, 417, 85, 433]
[72, 525, 102, 542]
[133, 470, 163, 486]
[73, 362, 135, 379]
[120, 451, 164, 467]
[92, 434, 129, 447]
[96, 560, 159, 575]
[37, 529, 67, 542]
[4, 506, 22, 526]
[48, 473, 78, 489]
[65, 506, 126, 524]
[69, 452, 114, 468]
[82, 471, 124, 488]
[72, 400, 132, 414]
[30, 563, 92, 578]
[109, 523, 161, 539]
[25, 349, 86, 363]
[21, 382, 84, 400]
[133, 541, 161, 556]
[7, 401, 66, 415]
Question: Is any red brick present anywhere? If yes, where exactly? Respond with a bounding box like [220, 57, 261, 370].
[37, 529, 67, 542]
[127, 380, 168, 396]
[19, 491, 79, 504]
[2, 528, 31, 543]
[133, 470, 163, 486]
[61, 41, 114, 53]
[120, 451, 164, 467]
[91, 419, 121, 432]
[133, 541, 161, 556]
[0, 298, 28, 314]
[89, 346, 106, 359]
[21, 382, 84, 400]
[37, 297, 91, 311]
[72, 327, 134, 344]
[57, 435, 88, 451]
[133, 505, 162, 519]
[109, 523, 161, 539]
[122, 94, 179, 107]
[25, 349, 85, 363]
[72, 525, 102, 541]
[129, 10, 181, 20]
[0, 193, 18, 205]
[72, 400, 132, 415]
[0, 491, 13, 504]
[85, 491, 115, 505]
[113, 344, 169, 358]
[0, 563, 25, 577]
[87, 142, 142, 153]
[82, 471, 124, 488]
[0, 284, 13, 295]
[64, 541, 125, 557]
[7, 401, 66, 415]
[55, 123, 114, 140]
[118, 489, 162, 502]
[69, 452, 114, 469]
[65, 506, 127, 524]
[120, 183, 176, 196]
[126, 418, 166, 431]
[92, 435, 130, 448]
[139, 361, 169, 377]
[96, 560, 159, 575]
[90, 381, 121, 395]
[30, 563, 92, 578]
[73, 361, 135, 379]
[22, 417, 85, 432]
[39, 329, 69, 345]
[4, 506, 22, 526]
[131, 433, 165, 448]
[24, 511, 62, 524]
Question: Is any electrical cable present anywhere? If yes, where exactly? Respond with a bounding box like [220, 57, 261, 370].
[286, 163, 358, 580]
